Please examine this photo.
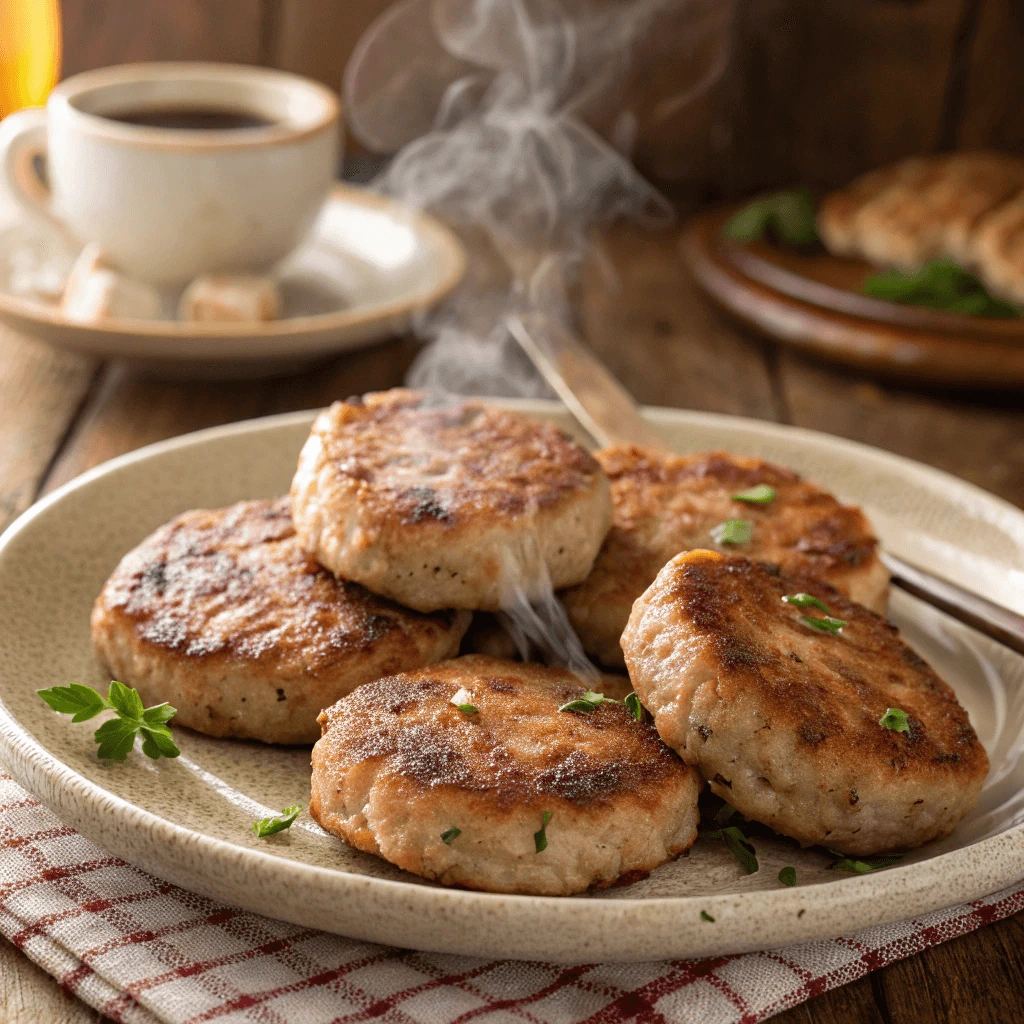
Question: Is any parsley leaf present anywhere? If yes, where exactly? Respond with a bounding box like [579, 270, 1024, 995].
[733, 484, 776, 505]
[710, 825, 759, 874]
[94, 717, 139, 761]
[38, 681, 180, 761]
[252, 804, 302, 838]
[534, 811, 552, 853]
[455, 704, 478, 715]
[38, 683, 110, 723]
[440, 826, 461, 845]
[826, 850, 902, 874]
[710, 519, 753, 545]
[624, 691, 646, 722]
[722, 189, 819, 247]
[700, 910, 715, 922]
[778, 866, 797, 887]
[879, 707, 911, 733]
[864, 258, 1020, 318]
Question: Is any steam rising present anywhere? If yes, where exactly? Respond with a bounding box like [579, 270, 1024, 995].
[344, 0, 731, 673]
[344, 0, 732, 395]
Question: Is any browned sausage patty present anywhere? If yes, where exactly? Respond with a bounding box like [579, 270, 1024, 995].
[561, 447, 889, 668]
[91, 499, 471, 744]
[290, 390, 612, 612]
[621, 550, 988, 855]
[310, 655, 702, 894]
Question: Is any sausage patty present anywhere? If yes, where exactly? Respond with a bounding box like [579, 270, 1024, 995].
[91, 499, 471, 744]
[310, 655, 702, 894]
[561, 447, 889, 668]
[290, 390, 612, 612]
[621, 550, 988, 855]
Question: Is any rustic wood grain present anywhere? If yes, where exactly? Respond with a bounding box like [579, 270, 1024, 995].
[955, 0, 1024, 154]
[0, 333, 98, 532]
[269, 0, 386, 91]
[581, 228, 781, 420]
[723, 0, 969, 194]
[43, 339, 419, 493]
[0, 937, 102, 1024]
[872, 911, 1024, 1024]
[60, 0, 262, 76]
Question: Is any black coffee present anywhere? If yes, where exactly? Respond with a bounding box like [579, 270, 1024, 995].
[105, 106, 275, 131]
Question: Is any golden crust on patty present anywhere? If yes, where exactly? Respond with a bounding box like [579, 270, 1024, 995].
[622, 551, 989, 855]
[290, 389, 612, 612]
[91, 499, 470, 744]
[310, 655, 702, 895]
[561, 447, 888, 668]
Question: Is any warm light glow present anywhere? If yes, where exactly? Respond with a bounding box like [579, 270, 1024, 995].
[0, 0, 62, 117]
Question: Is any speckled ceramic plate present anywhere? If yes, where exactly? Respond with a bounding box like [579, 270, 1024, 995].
[1, 402, 1023, 964]
[0, 185, 465, 379]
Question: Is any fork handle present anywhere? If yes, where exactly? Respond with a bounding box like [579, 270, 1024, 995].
[880, 551, 1024, 657]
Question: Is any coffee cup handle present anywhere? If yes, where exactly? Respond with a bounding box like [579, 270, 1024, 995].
[0, 107, 68, 235]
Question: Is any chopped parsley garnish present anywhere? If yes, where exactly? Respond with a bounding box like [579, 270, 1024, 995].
[778, 866, 797, 887]
[782, 593, 831, 614]
[826, 850, 903, 874]
[37, 681, 179, 761]
[722, 189, 819, 247]
[710, 519, 753, 546]
[800, 615, 846, 634]
[733, 484, 776, 505]
[879, 707, 911, 733]
[455, 704, 478, 714]
[252, 804, 302, 838]
[559, 690, 617, 714]
[440, 826, 461, 845]
[624, 691, 646, 722]
[709, 825, 759, 874]
[534, 811, 553, 852]
[863, 258, 1020, 318]
[700, 910, 715, 922]
[782, 594, 846, 634]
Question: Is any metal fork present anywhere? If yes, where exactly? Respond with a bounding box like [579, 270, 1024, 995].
[508, 312, 1024, 657]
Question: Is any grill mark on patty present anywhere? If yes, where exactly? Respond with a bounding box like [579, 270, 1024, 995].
[98, 499, 462, 672]
[308, 390, 604, 531]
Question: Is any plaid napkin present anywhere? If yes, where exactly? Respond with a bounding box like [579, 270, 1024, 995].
[2, 770, 1022, 1024]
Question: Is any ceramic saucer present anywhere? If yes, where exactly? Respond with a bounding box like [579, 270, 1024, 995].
[0, 184, 465, 378]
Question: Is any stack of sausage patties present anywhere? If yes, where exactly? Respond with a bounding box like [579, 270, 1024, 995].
[92, 389, 989, 896]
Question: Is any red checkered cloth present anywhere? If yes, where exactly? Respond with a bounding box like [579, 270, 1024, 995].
[2, 770, 1022, 1024]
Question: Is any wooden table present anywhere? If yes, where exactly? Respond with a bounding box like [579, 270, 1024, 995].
[2, 225, 1023, 1023]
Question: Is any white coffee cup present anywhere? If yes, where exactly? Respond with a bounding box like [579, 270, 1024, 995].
[0, 62, 340, 286]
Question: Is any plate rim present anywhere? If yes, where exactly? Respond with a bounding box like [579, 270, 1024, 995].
[0, 184, 466, 341]
[1, 402, 1023, 963]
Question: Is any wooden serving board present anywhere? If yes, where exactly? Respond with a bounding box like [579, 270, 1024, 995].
[680, 207, 1024, 388]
